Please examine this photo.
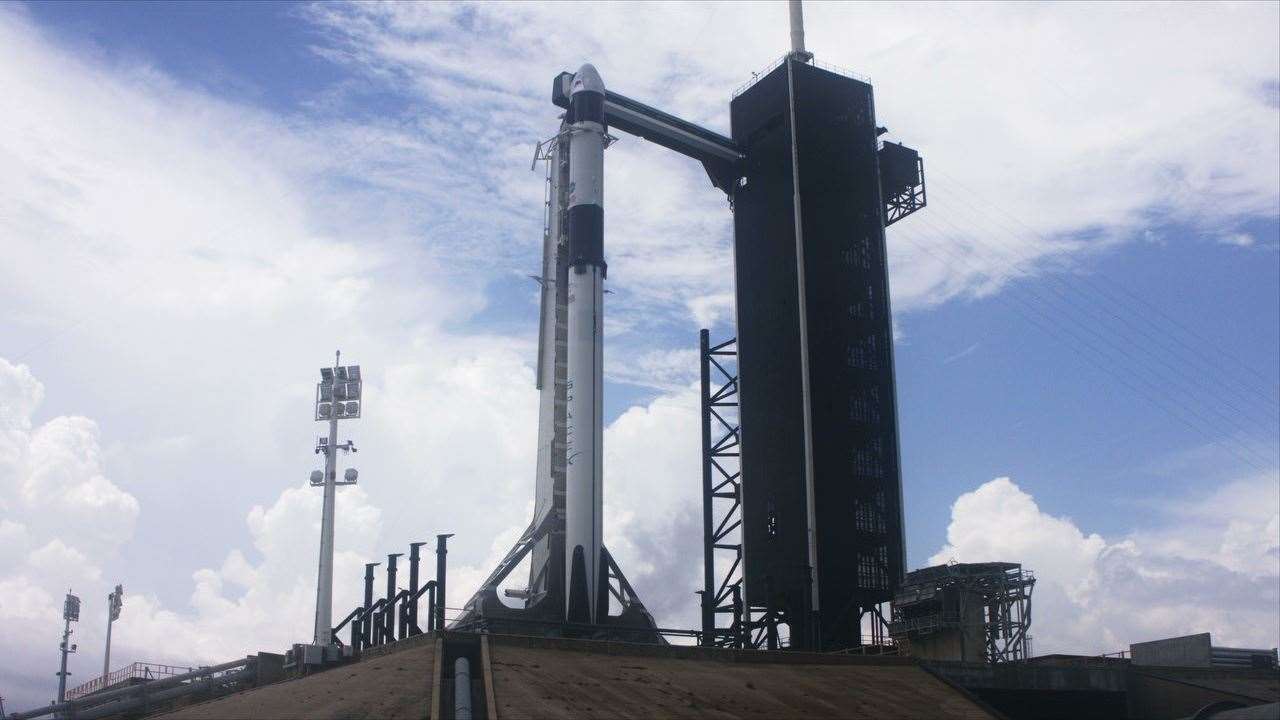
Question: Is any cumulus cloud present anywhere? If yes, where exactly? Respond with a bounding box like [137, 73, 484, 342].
[304, 0, 1280, 319]
[0, 0, 1276, 710]
[0, 356, 388, 708]
[601, 386, 704, 626]
[0, 358, 139, 705]
[930, 475, 1279, 654]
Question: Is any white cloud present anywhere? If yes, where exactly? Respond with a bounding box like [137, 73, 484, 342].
[606, 348, 700, 392]
[304, 0, 1280, 317]
[0, 0, 1276, 710]
[1218, 232, 1256, 247]
[602, 385, 704, 626]
[930, 475, 1279, 654]
[0, 356, 390, 707]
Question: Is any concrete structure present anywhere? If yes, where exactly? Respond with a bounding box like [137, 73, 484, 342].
[150, 633, 999, 720]
[890, 562, 1034, 663]
[1131, 633, 1279, 670]
[931, 654, 1280, 720]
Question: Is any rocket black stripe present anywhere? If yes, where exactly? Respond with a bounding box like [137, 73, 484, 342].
[567, 204, 605, 273]
[569, 91, 605, 127]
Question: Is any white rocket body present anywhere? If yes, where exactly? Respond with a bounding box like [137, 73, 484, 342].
[564, 64, 608, 624]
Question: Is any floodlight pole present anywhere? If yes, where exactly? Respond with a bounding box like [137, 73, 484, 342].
[102, 604, 113, 680]
[102, 585, 122, 683]
[312, 351, 341, 647]
[56, 614, 72, 702]
[56, 593, 76, 704]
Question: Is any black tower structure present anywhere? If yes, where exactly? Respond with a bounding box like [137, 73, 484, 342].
[727, 56, 922, 651]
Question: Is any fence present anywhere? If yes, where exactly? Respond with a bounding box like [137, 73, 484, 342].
[8, 657, 257, 720]
[65, 662, 193, 701]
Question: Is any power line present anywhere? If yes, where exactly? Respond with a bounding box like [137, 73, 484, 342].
[912, 180, 1279, 434]
[917, 189, 1280, 445]
[908, 209, 1277, 469]
[898, 214, 1275, 473]
[931, 165, 1280, 406]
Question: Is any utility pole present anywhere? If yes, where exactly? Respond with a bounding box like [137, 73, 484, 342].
[310, 351, 362, 650]
[102, 585, 123, 681]
[56, 591, 80, 703]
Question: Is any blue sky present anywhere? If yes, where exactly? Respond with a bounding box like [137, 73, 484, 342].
[1, 1, 1277, 710]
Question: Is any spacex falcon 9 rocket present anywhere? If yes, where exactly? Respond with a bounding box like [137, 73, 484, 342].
[454, 65, 660, 637]
[563, 64, 608, 624]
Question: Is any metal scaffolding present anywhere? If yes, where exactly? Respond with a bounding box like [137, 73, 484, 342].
[699, 330, 744, 647]
[698, 330, 798, 651]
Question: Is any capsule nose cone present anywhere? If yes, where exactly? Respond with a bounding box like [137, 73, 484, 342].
[571, 63, 605, 95]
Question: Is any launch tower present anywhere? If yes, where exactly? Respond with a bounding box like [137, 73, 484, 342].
[458, 4, 926, 649]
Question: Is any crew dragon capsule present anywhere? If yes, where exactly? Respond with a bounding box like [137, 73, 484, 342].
[564, 63, 608, 625]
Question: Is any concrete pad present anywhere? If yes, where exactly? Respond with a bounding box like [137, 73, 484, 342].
[154, 638, 435, 720]
[487, 637, 997, 720]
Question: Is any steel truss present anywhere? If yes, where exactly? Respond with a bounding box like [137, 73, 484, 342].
[697, 331, 897, 653]
[699, 330, 743, 646]
[698, 331, 799, 650]
[451, 511, 660, 640]
[883, 155, 927, 227]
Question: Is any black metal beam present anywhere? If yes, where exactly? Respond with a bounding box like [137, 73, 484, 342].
[436, 533, 453, 630]
[407, 541, 427, 634]
[552, 72, 743, 193]
[700, 329, 715, 643]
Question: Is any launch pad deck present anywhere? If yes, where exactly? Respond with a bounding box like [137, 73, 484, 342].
[153, 632, 997, 720]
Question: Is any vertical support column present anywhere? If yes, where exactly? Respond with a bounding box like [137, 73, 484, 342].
[426, 583, 437, 633]
[699, 330, 715, 645]
[408, 542, 426, 635]
[698, 334, 744, 648]
[361, 562, 379, 650]
[386, 553, 402, 643]
[436, 534, 453, 630]
[783, 57, 821, 652]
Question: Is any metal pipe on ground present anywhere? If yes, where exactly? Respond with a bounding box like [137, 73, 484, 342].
[73, 668, 255, 720]
[8, 658, 253, 720]
[454, 657, 472, 720]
